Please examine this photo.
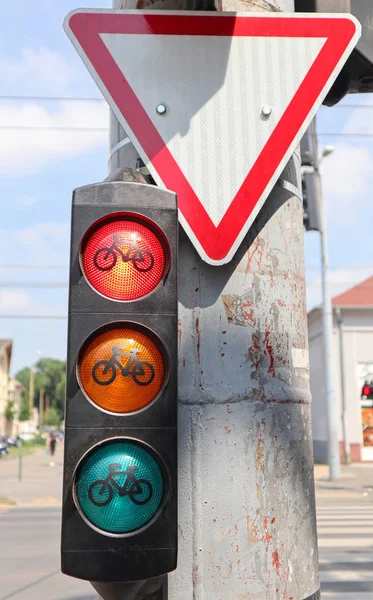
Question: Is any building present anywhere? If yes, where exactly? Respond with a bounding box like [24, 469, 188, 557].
[7, 378, 25, 436]
[308, 276, 373, 462]
[0, 339, 12, 435]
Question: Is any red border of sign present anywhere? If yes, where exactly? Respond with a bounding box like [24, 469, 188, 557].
[67, 13, 357, 263]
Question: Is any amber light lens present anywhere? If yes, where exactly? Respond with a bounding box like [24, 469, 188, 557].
[78, 326, 166, 414]
[81, 215, 166, 301]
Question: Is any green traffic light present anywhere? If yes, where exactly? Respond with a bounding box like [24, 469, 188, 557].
[74, 439, 165, 534]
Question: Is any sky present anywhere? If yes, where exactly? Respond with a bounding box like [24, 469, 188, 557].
[1, 1, 373, 375]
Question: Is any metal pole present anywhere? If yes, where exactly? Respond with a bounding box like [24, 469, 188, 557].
[317, 161, 341, 479]
[336, 308, 351, 464]
[39, 388, 44, 433]
[18, 449, 23, 483]
[29, 367, 34, 416]
[96, 0, 320, 598]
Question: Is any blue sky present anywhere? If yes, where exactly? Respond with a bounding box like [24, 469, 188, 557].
[1, 1, 373, 375]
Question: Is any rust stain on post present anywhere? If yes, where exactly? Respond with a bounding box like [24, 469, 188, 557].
[195, 317, 201, 364]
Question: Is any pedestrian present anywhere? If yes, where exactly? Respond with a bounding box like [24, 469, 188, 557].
[47, 431, 57, 467]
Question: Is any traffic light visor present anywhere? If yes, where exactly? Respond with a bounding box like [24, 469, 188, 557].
[78, 324, 167, 414]
[81, 214, 167, 301]
[74, 438, 165, 535]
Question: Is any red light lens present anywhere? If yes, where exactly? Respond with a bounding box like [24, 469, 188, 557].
[81, 215, 166, 301]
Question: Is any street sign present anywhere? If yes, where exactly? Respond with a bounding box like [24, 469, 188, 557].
[64, 10, 360, 265]
[61, 182, 178, 582]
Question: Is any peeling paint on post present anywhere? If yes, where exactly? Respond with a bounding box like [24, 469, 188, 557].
[174, 168, 319, 599]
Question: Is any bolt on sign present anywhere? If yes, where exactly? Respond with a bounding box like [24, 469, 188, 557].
[64, 10, 360, 265]
[61, 182, 178, 582]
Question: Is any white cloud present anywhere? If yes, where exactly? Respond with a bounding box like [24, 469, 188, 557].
[306, 266, 373, 311]
[0, 47, 77, 94]
[16, 222, 70, 250]
[0, 289, 67, 318]
[322, 142, 372, 198]
[0, 291, 30, 311]
[0, 101, 108, 175]
[319, 98, 373, 226]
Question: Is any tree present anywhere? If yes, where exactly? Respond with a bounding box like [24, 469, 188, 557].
[15, 358, 66, 421]
[44, 406, 61, 427]
[4, 400, 17, 435]
[19, 393, 31, 422]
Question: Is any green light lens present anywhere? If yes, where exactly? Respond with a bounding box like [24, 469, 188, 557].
[74, 439, 165, 534]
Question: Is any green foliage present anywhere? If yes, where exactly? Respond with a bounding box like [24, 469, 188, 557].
[18, 393, 30, 422]
[14, 358, 66, 420]
[4, 400, 17, 422]
[44, 406, 61, 427]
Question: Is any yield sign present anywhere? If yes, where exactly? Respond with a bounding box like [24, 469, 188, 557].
[64, 10, 360, 265]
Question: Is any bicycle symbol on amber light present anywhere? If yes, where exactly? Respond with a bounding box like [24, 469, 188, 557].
[93, 234, 154, 273]
[88, 463, 153, 507]
[92, 346, 155, 387]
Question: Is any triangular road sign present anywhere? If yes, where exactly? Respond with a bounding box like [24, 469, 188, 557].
[64, 10, 360, 265]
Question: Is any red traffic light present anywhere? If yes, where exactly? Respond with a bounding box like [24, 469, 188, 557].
[81, 214, 168, 301]
[362, 384, 373, 397]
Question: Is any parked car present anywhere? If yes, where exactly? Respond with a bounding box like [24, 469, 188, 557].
[6, 437, 21, 448]
[0, 435, 9, 457]
[18, 431, 36, 442]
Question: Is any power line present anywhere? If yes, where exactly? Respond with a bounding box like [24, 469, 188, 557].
[0, 282, 67, 288]
[0, 125, 107, 132]
[1, 125, 372, 137]
[1, 280, 372, 290]
[0, 264, 67, 269]
[0, 314, 67, 320]
[1, 95, 372, 109]
[317, 132, 373, 137]
[0, 95, 104, 102]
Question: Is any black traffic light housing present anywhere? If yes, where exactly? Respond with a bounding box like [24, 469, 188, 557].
[301, 121, 323, 232]
[61, 181, 178, 583]
[295, 0, 373, 105]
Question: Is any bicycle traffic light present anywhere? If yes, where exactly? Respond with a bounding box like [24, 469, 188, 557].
[61, 180, 178, 582]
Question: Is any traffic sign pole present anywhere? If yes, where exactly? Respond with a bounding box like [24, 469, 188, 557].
[92, 3, 321, 600]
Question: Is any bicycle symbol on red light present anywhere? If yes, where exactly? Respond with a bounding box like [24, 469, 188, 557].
[93, 234, 154, 273]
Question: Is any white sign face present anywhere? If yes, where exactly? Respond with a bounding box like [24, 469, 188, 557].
[64, 10, 360, 265]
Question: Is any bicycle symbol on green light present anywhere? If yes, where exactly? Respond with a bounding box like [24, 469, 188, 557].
[88, 463, 153, 507]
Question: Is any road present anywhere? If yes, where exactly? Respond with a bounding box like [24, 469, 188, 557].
[316, 464, 373, 599]
[0, 449, 373, 599]
[0, 447, 95, 600]
[0, 507, 95, 600]
[317, 499, 373, 599]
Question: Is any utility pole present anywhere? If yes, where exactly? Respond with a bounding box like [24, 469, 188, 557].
[95, 0, 320, 598]
[319, 199, 341, 478]
[301, 120, 340, 480]
[312, 127, 341, 480]
[319, 182, 340, 477]
[28, 367, 34, 417]
[336, 308, 350, 465]
[39, 388, 44, 433]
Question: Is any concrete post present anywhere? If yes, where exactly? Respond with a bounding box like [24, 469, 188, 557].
[97, 0, 320, 598]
